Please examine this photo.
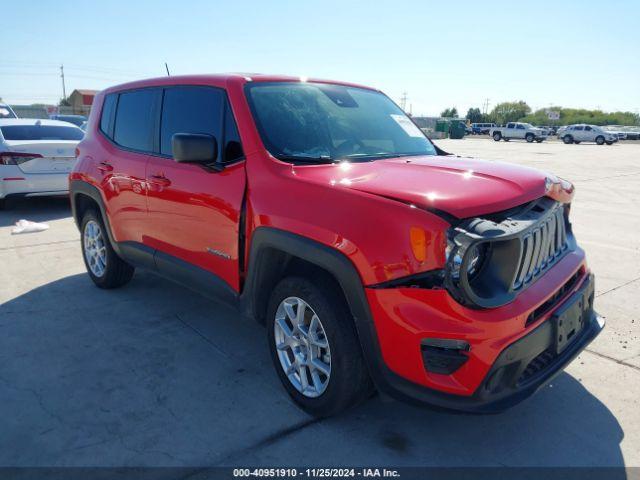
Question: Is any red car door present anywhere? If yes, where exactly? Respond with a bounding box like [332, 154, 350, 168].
[96, 89, 160, 244]
[144, 86, 246, 292]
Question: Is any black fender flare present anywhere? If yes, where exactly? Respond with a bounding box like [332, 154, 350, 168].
[240, 227, 372, 327]
[239, 227, 393, 386]
[69, 180, 118, 248]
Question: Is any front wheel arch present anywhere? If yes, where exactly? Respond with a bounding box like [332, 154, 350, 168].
[240, 229, 371, 328]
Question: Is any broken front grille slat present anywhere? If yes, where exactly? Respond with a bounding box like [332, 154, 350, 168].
[514, 235, 533, 288]
[512, 205, 568, 291]
[547, 213, 557, 259]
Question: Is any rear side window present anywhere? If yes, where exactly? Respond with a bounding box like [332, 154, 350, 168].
[113, 89, 157, 152]
[0, 124, 83, 141]
[160, 86, 223, 156]
[100, 94, 117, 136]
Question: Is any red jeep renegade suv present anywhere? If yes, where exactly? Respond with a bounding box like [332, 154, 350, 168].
[70, 74, 603, 416]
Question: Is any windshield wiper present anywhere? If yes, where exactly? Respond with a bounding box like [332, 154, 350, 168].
[275, 154, 338, 164]
[341, 152, 424, 161]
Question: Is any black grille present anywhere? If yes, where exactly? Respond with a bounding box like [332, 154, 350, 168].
[518, 349, 555, 385]
[512, 206, 568, 291]
[447, 198, 573, 309]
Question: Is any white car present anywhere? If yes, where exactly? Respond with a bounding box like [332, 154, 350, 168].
[490, 122, 548, 143]
[0, 103, 17, 119]
[0, 119, 84, 208]
[559, 124, 618, 145]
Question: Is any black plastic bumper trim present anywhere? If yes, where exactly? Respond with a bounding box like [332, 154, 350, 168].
[368, 274, 603, 413]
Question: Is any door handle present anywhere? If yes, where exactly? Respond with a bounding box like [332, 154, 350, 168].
[97, 161, 113, 172]
[149, 174, 171, 187]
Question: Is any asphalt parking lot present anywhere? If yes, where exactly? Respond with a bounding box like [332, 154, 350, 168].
[0, 137, 638, 468]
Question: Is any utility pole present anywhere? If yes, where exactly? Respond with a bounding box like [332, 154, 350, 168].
[400, 91, 408, 112]
[60, 64, 67, 101]
[483, 98, 490, 115]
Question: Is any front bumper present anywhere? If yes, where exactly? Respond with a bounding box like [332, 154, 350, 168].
[362, 252, 603, 412]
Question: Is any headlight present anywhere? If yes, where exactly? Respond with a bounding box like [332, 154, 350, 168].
[446, 240, 489, 281]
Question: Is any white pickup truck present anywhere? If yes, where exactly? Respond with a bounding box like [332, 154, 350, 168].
[490, 122, 548, 143]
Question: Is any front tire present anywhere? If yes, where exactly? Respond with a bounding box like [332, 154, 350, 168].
[563, 135, 574, 144]
[493, 132, 502, 141]
[606, 141, 613, 145]
[267, 276, 373, 417]
[595, 136, 605, 145]
[525, 133, 534, 143]
[81, 209, 134, 289]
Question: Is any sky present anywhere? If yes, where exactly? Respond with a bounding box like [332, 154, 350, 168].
[2, 0, 639, 116]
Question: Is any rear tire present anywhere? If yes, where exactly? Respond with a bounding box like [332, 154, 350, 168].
[595, 136, 605, 145]
[563, 135, 573, 144]
[80, 209, 134, 289]
[493, 132, 502, 141]
[266, 276, 373, 417]
[525, 133, 534, 143]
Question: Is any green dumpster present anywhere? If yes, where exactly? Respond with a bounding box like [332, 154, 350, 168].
[449, 120, 466, 139]
[435, 120, 450, 133]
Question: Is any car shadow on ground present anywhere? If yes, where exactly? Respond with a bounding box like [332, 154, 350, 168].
[0, 196, 71, 227]
[0, 271, 626, 471]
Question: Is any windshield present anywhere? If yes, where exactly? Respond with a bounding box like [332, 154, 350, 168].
[246, 82, 437, 162]
[0, 124, 84, 141]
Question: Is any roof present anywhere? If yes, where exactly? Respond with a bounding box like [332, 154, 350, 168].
[101, 73, 378, 95]
[71, 89, 99, 96]
[0, 118, 83, 127]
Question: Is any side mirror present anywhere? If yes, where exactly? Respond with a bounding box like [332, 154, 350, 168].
[172, 133, 218, 164]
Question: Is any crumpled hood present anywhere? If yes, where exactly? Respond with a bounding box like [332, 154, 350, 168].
[292, 155, 560, 219]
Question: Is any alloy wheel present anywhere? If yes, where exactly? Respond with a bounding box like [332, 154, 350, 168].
[274, 296, 331, 398]
[83, 220, 107, 277]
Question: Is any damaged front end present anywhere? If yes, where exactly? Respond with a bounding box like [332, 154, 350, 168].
[445, 197, 573, 309]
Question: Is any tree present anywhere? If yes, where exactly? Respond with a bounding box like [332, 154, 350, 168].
[59, 97, 71, 107]
[490, 101, 531, 124]
[520, 107, 640, 126]
[441, 107, 458, 118]
[466, 107, 484, 123]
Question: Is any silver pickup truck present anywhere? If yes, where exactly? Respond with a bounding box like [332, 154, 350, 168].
[490, 122, 548, 143]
